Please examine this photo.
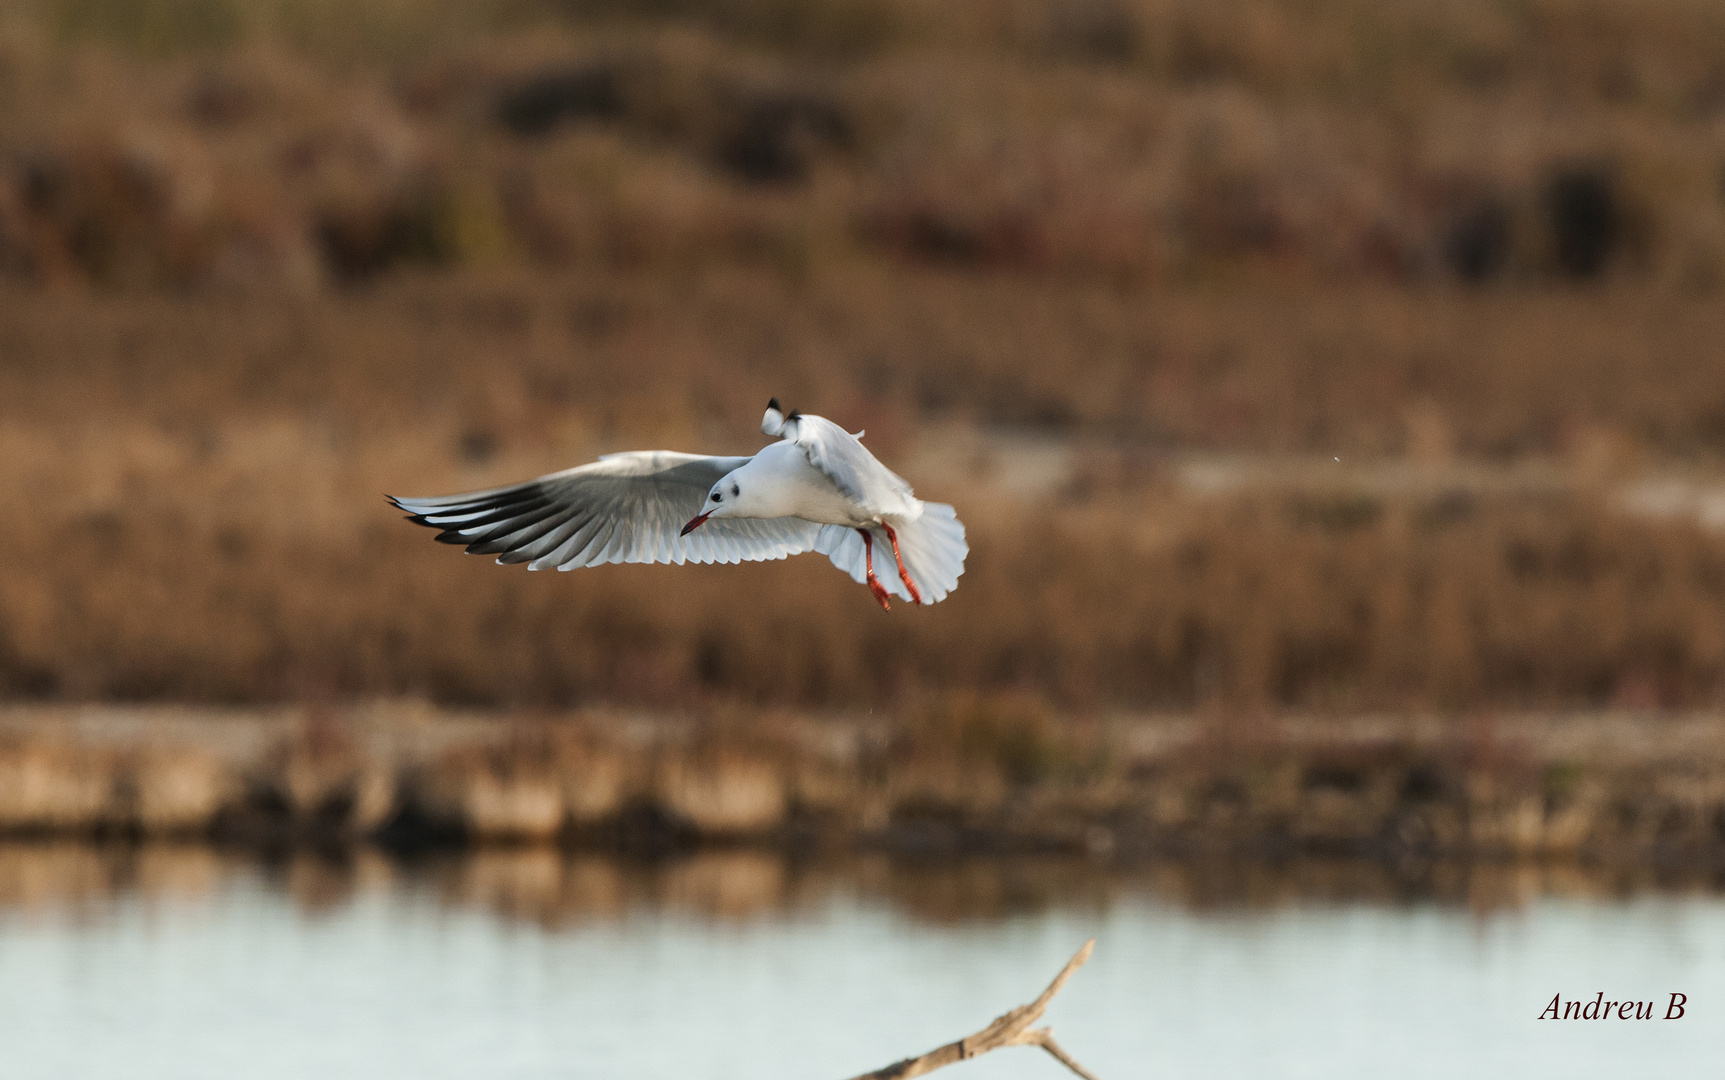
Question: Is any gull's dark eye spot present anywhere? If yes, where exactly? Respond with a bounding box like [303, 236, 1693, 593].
[731, 484, 740, 496]
[711, 492, 722, 502]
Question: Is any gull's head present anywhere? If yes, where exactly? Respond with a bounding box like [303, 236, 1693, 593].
[681, 470, 750, 535]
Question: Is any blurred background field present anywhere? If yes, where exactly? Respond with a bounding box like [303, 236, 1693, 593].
[6, 0, 1725, 716]
[4, 0, 1725, 832]
[7, 5, 1725, 1078]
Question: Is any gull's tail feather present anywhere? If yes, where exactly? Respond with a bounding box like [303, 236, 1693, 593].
[817, 503, 968, 605]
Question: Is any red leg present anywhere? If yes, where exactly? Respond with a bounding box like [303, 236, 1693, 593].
[858, 528, 892, 610]
[879, 523, 924, 605]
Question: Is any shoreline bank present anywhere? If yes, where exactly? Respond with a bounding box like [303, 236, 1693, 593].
[3, 704, 1723, 866]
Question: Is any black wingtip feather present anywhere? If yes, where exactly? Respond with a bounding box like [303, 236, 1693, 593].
[767, 397, 780, 411]
[414, 499, 553, 533]
[398, 509, 442, 529]
[786, 408, 802, 420]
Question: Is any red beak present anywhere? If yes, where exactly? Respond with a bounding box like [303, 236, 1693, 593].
[680, 512, 711, 536]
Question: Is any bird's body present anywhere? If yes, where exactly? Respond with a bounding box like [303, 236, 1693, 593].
[715, 438, 871, 526]
[389, 401, 967, 608]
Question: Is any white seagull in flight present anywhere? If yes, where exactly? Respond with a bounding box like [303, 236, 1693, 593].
[389, 400, 967, 609]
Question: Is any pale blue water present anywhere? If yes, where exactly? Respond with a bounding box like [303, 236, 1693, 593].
[1, 851, 1721, 1079]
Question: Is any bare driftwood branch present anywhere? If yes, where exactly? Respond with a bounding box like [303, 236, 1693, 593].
[844, 939, 1100, 1080]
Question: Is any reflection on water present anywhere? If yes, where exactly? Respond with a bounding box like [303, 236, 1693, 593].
[2, 844, 1723, 1079]
[8, 843, 1723, 925]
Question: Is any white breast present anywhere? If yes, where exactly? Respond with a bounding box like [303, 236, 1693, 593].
[741, 441, 877, 526]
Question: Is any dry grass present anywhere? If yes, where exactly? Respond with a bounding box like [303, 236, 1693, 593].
[3, 3, 1725, 714]
[7, 301, 1725, 713]
[5, 1, 1725, 291]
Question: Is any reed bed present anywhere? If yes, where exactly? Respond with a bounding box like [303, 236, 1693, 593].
[8, 398, 1725, 712]
[3, 705, 1723, 867]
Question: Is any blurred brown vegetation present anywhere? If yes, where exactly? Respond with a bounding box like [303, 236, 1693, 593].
[5, 705, 1724, 864]
[4, 1, 1725, 714]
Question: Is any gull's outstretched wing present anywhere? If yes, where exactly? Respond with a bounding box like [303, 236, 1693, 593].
[390, 451, 821, 570]
[783, 412, 922, 519]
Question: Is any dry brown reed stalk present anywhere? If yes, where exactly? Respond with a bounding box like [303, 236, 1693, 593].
[129, 746, 232, 833]
[0, 739, 116, 831]
[845, 939, 1099, 1080]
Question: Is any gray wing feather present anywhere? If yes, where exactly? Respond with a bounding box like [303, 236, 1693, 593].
[390, 451, 821, 569]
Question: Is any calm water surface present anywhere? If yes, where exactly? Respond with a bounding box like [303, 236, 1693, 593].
[1, 846, 1721, 1079]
